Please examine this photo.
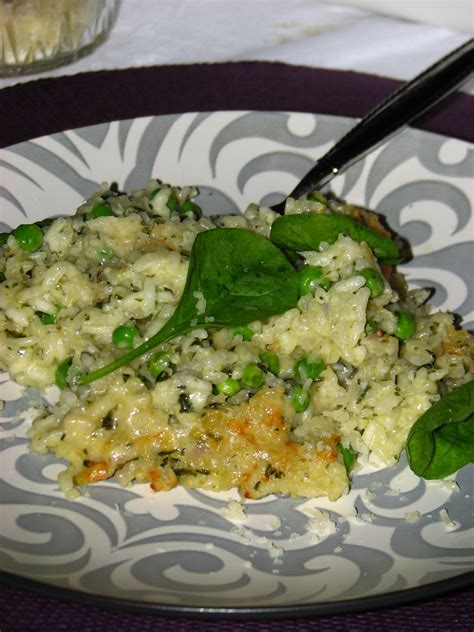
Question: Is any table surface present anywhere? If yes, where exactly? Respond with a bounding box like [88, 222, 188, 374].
[2, 0, 473, 89]
[1, 1, 473, 629]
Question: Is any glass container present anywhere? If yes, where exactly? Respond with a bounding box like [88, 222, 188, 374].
[0, 0, 120, 76]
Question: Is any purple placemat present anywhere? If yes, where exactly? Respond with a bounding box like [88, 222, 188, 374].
[0, 61, 473, 148]
[0, 62, 473, 627]
[1, 584, 473, 630]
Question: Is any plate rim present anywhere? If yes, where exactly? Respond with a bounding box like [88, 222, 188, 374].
[1, 569, 473, 620]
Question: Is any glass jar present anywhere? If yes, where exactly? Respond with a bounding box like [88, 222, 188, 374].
[0, 0, 120, 76]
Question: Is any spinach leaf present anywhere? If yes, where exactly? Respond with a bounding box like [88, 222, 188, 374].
[270, 213, 400, 263]
[79, 228, 300, 384]
[406, 380, 474, 479]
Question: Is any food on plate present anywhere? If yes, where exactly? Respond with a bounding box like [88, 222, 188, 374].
[0, 180, 472, 500]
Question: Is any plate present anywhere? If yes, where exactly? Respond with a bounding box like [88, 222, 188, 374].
[0, 111, 473, 617]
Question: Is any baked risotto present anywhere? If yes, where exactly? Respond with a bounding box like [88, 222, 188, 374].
[0, 180, 472, 500]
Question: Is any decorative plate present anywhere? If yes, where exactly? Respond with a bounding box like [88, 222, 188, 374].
[0, 111, 473, 616]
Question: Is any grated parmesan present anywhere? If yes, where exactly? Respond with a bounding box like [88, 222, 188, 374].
[439, 508, 456, 530]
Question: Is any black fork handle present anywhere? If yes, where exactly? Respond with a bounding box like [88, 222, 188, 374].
[271, 38, 474, 214]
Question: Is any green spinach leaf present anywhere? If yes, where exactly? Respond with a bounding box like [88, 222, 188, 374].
[406, 380, 474, 479]
[270, 213, 400, 263]
[79, 228, 300, 384]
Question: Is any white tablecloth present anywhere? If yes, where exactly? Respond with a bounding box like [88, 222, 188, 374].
[1, 0, 472, 91]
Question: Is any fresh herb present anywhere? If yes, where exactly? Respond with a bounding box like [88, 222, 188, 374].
[337, 442, 357, 473]
[173, 467, 210, 477]
[148, 187, 161, 200]
[40, 312, 57, 325]
[89, 203, 113, 219]
[55, 357, 73, 390]
[79, 228, 300, 384]
[365, 320, 379, 335]
[35, 217, 56, 229]
[149, 188, 202, 219]
[270, 213, 400, 263]
[265, 463, 283, 478]
[101, 411, 117, 430]
[181, 200, 203, 219]
[38, 303, 61, 325]
[167, 195, 178, 212]
[291, 384, 310, 413]
[406, 380, 474, 479]
[293, 356, 326, 381]
[179, 392, 193, 412]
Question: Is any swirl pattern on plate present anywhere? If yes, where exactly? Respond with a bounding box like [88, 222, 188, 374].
[0, 112, 472, 607]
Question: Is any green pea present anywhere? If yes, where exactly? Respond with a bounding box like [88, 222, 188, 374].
[307, 191, 327, 205]
[298, 265, 331, 296]
[166, 195, 178, 212]
[89, 203, 113, 219]
[55, 357, 72, 390]
[112, 323, 139, 349]
[232, 325, 254, 341]
[147, 351, 170, 379]
[241, 363, 265, 389]
[148, 187, 161, 200]
[395, 311, 415, 342]
[181, 200, 203, 219]
[292, 384, 310, 412]
[259, 351, 280, 376]
[293, 356, 326, 381]
[13, 224, 43, 252]
[0, 233, 9, 248]
[359, 267, 384, 298]
[216, 377, 241, 397]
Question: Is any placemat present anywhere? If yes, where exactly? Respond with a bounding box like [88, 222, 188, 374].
[1, 61, 473, 628]
[1, 61, 473, 148]
[1, 583, 473, 629]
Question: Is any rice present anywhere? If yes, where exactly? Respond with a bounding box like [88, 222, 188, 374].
[0, 179, 472, 501]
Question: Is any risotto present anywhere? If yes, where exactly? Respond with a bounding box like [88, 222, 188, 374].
[0, 180, 472, 500]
